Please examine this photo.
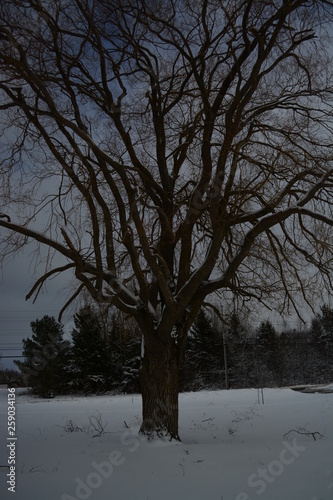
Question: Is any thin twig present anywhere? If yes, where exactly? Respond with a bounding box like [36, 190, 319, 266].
[283, 429, 324, 441]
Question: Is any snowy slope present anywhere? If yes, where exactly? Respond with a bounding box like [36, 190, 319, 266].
[0, 388, 332, 500]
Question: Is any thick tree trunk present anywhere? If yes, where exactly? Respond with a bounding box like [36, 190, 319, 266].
[139, 335, 181, 441]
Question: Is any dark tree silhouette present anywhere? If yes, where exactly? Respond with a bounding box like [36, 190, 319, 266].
[71, 305, 110, 391]
[15, 316, 70, 396]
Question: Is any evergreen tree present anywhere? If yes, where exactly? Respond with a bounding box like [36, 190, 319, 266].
[108, 314, 141, 393]
[318, 305, 333, 352]
[255, 320, 280, 386]
[185, 309, 224, 390]
[107, 314, 124, 387]
[227, 313, 247, 340]
[71, 305, 110, 391]
[14, 316, 70, 396]
[256, 320, 277, 350]
[226, 313, 256, 389]
[309, 316, 323, 343]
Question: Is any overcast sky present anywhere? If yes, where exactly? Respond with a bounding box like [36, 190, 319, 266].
[0, 245, 75, 370]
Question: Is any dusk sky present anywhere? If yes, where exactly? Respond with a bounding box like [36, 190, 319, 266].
[0, 244, 75, 370]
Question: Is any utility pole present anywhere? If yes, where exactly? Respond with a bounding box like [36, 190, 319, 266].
[223, 330, 229, 390]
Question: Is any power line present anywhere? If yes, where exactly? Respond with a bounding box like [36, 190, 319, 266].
[0, 355, 24, 358]
[0, 343, 24, 345]
[0, 349, 23, 352]
[0, 309, 63, 312]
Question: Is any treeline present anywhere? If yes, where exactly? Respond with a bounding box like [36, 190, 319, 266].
[183, 308, 333, 390]
[7, 304, 333, 396]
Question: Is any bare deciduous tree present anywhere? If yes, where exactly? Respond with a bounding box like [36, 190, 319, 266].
[0, 0, 333, 439]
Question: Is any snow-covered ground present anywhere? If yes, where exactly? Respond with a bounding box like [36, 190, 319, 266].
[1, 387, 332, 500]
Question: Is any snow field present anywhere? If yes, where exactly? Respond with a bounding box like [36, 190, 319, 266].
[0, 388, 332, 500]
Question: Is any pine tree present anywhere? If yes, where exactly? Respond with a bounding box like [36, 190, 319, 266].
[228, 313, 247, 339]
[108, 314, 141, 393]
[186, 309, 224, 390]
[256, 320, 280, 386]
[71, 305, 110, 392]
[256, 320, 277, 350]
[318, 305, 333, 353]
[226, 313, 256, 389]
[14, 316, 70, 396]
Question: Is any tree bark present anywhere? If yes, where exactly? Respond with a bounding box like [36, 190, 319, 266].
[139, 334, 181, 441]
